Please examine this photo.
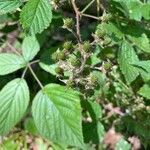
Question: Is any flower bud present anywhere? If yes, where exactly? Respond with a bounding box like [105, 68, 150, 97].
[66, 80, 75, 87]
[57, 51, 66, 60]
[63, 18, 74, 29]
[70, 57, 81, 67]
[83, 41, 91, 53]
[63, 41, 73, 51]
[55, 67, 64, 75]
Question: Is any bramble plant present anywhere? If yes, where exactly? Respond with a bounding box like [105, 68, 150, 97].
[0, 0, 150, 149]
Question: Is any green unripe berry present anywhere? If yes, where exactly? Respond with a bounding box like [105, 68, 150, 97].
[95, 28, 106, 38]
[90, 74, 99, 86]
[103, 37, 112, 46]
[66, 80, 75, 87]
[103, 62, 111, 70]
[63, 18, 74, 29]
[63, 41, 73, 51]
[70, 58, 81, 67]
[83, 41, 91, 52]
[51, 52, 58, 62]
[55, 67, 64, 75]
[103, 14, 112, 21]
[57, 51, 66, 60]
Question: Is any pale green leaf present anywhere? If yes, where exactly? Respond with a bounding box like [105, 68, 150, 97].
[0, 78, 29, 135]
[22, 36, 40, 62]
[128, 34, 150, 53]
[113, 0, 142, 21]
[118, 41, 139, 84]
[142, 4, 150, 20]
[132, 60, 150, 82]
[116, 138, 131, 150]
[0, 53, 26, 75]
[0, 0, 22, 15]
[20, 0, 52, 34]
[138, 84, 150, 99]
[32, 84, 84, 148]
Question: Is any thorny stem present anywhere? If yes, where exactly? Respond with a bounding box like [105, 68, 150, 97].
[71, 0, 82, 43]
[28, 64, 44, 89]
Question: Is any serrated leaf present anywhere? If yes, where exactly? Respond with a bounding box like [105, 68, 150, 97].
[113, 0, 142, 21]
[128, 34, 150, 53]
[0, 0, 22, 15]
[118, 41, 139, 84]
[32, 84, 84, 148]
[0, 78, 29, 135]
[20, 0, 52, 34]
[115, 138, 131, 150]
[132, 60, 150, 82]
[138, 84, 150, 99]
[22, 36, 40, 62]
[0, 53, 26, 75]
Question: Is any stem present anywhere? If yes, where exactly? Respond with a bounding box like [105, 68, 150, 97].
[81, 0, 95, 14]
[28, 64, 44, 89]
[29, 59, 40, 65]
[21, 66, 28, 79]
[81, 13, 102, 20]
[68, 29, 80, 43]
[71, 0, 82, 43]
[97, 0, 100, 16]
[6, 42, 21, 56]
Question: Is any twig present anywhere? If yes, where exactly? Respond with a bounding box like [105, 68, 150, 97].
[71, 0, 82, 43]
[81, 0, 95, 14]
[81, 13, 102, 20]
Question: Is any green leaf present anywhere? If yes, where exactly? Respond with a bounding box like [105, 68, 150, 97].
[22, 36, 40, 62]
[0, 53, 26, 75]
[0, 0, 22, 15]
[142, 4, 150, 20]
[128, 34, 150, 53]
[115, 138, 131, 150]
[113, 0, 142, 21]
[138, 84, 150, 99]
[118, 41, 139, 84]
[132, 60, 150, 82]
[32, 84, 84, 148]
[20, 0, 52, 34]
[0, 78, 29, 135]
[24, 118, 38, 135]
[83, 122, 105, 144]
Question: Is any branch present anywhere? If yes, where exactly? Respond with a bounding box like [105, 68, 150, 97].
[71, 0, 82, 43]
